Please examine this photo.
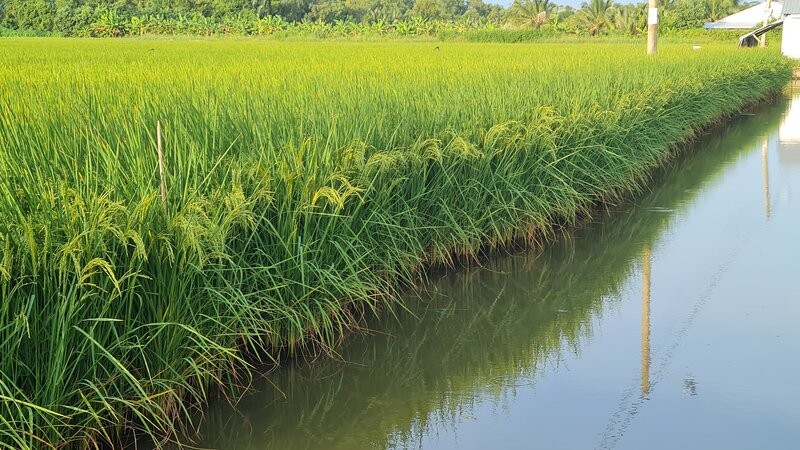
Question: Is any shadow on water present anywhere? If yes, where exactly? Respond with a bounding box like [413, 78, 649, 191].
[192, 96, 789, 450]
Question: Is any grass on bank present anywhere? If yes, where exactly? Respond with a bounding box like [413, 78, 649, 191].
[0, 39, 792, 448]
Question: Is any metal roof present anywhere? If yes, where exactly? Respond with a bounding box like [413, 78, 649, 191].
[704, 2, 783, 29]
[785, 0, 800, 15]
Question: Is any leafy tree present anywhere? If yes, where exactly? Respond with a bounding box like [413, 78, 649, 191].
[251, 0, 275, 18]
[661, 0, 706, 30]
[0, 0, 739, 37]
[277, 0, 312, 21]
[464, 0, 490, 17]
[370, 0, 414, 21]
[410, 0, 465, 20]
[307, 0, 350, 21]
[2, 0, 56, 30]
[705, 0, 741, 22]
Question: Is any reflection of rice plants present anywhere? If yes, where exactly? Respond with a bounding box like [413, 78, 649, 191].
[201, 99, 787, 450]
[0, 39, 791, 448]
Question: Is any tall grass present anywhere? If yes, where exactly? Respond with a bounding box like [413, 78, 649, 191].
[0, 39, 792, 448]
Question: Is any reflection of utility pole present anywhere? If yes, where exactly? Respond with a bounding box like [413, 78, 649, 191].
[763, 138, 771, 220]
[641, 246, 651, 397]
[647, 0, 658, 55]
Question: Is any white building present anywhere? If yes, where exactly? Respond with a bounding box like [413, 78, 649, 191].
[782, 0, 800, 59]
[704, 2, 783, 29]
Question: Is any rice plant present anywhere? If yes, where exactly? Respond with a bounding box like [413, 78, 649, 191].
[188, 100, 793, 450]
[0, 38, 792, 449]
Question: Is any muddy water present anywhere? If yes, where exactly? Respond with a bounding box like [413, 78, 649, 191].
[197, 91, 800, 450]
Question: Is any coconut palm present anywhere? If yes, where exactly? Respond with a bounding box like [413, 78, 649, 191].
[579, 0, 615, 35]
[614, 3, 645, 35]
[510, 0, 556, 28]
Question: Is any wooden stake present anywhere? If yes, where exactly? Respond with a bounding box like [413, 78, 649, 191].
[157, 121, 168, 217]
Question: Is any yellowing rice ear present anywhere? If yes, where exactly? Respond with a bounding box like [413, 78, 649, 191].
[0, 40, 791, 449]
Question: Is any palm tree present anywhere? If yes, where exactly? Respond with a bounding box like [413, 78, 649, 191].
[614, 4, 645, 36]
[580, 0, 615, 35]
[510, 0, 556, 28]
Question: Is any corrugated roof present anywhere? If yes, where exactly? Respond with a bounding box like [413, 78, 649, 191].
[785, 0, 800, 15]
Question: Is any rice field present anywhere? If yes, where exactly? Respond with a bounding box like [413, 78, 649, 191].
[0, 39, 792, 449]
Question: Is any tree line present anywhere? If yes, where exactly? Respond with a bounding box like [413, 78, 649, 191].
[0, 0, 749, 37]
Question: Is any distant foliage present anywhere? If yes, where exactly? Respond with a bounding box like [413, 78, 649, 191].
[0, 0, 757, 38]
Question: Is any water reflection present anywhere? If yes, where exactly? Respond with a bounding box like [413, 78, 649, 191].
[640, 246, 651, 398]
[763, 138, 771, 220]
[194, 95, 792, 450]
[778, 91, 800, 165]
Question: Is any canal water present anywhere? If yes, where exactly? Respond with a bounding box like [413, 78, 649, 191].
[197, 90, 800, 450]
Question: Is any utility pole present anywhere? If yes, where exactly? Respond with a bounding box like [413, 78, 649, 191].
[761, 0, 773, 48]
[647, 0, 658, 55]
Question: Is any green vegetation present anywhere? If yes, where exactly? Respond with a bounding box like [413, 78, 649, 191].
[198, 98, 789, 450]
[0, 39, 792, 449]
[0, 0, 763, 37]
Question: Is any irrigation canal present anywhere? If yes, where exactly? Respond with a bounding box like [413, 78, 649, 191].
[193, 89, 800, 450]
